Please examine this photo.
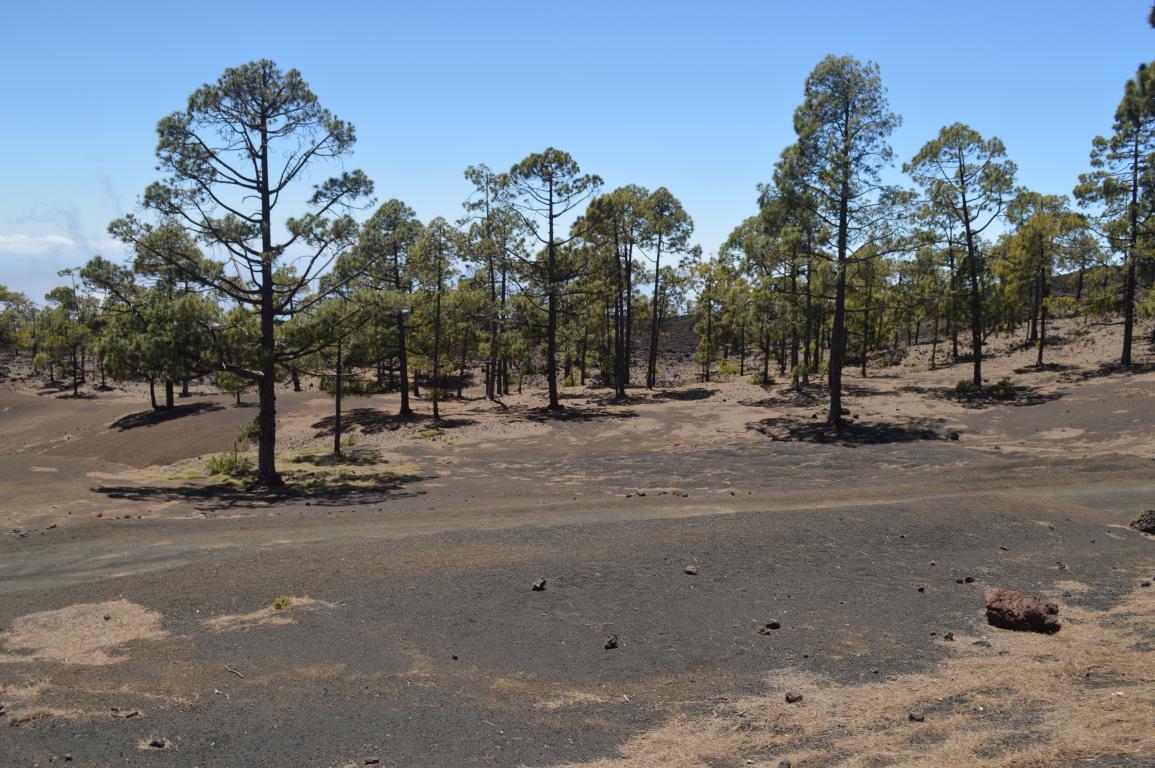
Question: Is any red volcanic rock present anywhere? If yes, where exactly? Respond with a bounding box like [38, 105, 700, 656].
[984, 587, 1060, 634]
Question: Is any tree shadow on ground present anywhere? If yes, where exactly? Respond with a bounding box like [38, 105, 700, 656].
[519, 404, 640, 423]
[747, 416, 948, 446]
[111, 402, 225, 430]
[1059, 361, 1155, 384]
[310, 408, 477, 437]
[898, 384, 1063, 409]
[651, 387, 718, 401]
[92, 469, 427, 511]
[1012, 362, 1080, 375]
[740, 385, 827, 409]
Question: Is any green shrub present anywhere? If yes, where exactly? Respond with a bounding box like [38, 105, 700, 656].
[237, 418, 261, 445]
[993, 377, 1017, 400]
[205, 449, 251, 477]
[272, 596, 292, 610]
[955, 379, 981, 395]
[718, 360, 740, 377]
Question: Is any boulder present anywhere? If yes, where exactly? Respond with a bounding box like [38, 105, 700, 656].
[1131, 510, 1155, 534]
[984, 587, 1060, 634]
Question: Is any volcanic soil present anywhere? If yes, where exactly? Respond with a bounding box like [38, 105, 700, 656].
[1, 319, 1154, 767]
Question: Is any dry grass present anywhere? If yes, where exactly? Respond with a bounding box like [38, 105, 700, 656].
[202, 596, 326, 632]
[553, 586, 1155, 768]
[0, 600, 166, 665]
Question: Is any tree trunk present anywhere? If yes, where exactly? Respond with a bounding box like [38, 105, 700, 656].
[333, 341, 343, 456]
[646, 235, 663, 389]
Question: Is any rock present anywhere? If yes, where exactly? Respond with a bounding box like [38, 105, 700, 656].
[757, 620, 782, 635]
[784, 691, 803, 704]
[778, 762, 792, 768]
[604, 633, 619, 650]
[909, 710, 926, 722]
[917, 586, 925, 593]
[965, 576, 975, 584]
[149, 739, 166, 749]
[984, 587, 1060, 634]
[531, 578, 547, 592]
[943, 632, 954, 641]
[1141, 581, 1152, 588]
[973, 640, 992, 648]
[365, 759, 381, 765]
[1131, 510, 1155, 534]
[948, 431, 960, 441]
[684, 564, 698, 575]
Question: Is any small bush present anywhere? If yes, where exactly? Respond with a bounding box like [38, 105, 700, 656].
[272, 596, 292, 611]
[993, 377, 1017, 400]
[237, 418, 261, 445]
[749, 372, 775, 386]
[205, 449, 251, 477]
[718, 360, 740, 378]
[955, 379, 981, 395]
[410, 428, 444, 440]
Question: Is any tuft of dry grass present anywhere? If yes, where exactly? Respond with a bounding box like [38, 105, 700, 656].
[552, 586, 1155, 768]
[202, 596, 326, 632]
[0, 600, 166, 665]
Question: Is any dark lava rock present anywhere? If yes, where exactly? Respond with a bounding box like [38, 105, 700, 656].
[148, 739, 166, 749]
[531, 578, 546, 592]
[604, 633, 619, 650]
[985, 587, 1061, 634]
[757, 620, 782, 635]
[785, 692, 803, 704]
[909, 710, 926, 722]
[1131, 510, 1155, 534]
[973, 640, 993, 648]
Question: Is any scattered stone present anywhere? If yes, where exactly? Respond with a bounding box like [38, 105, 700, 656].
[103, 614, 112, 621]
[1131, 510, 1155, 535]
[756, 620, 782, 635]
[148, 739, 166, 749]
[64, 755, 72, 762]
[973, 640, 992, 648]
[684, 564, 698, 575]
[999, 545, 1010, 551]
[965, 576, 975, 584]
[947, 430, 960, 441]
[943, 632, 954, 641]
[9, 717, 17, 727]
[778, 761, 792, 768]
[785, 692, 803, 704]
[908, 710, 926, 722]
[604, 633, 619, 650]
[985, 587, 1061, 634]
[531, 578, 546, 592]
[1141, 581, 1152, 588]
[47, 524, 56, 530]
[956, 579, 964, 584]
[95, 512, 102, 518]
[917, 586, 925, 593]
[365, 759, 381, 765]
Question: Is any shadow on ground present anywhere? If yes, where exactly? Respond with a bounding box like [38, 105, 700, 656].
[651, 387, 718, 401]
[111, 402, 225, 430]
[520, 405, 640, 423]
[92, 469, 428, 510]
[898, 384, 1063, 409]
[747, 416, 948, 445]
[311, 408, 478, 437]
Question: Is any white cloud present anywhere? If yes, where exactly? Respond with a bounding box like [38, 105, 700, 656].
[0, 234, 76, 254]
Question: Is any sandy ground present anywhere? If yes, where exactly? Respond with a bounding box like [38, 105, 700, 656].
[1, 317, 1154, 767]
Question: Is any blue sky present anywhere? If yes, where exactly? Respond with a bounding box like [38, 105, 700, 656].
[2, 1, 1152, 301]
